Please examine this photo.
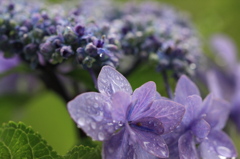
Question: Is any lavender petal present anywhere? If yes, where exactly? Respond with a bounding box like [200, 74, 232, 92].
[98, 66, 133, 96]
[130, 81, 157, 120]
[68, 92, 116, 141]
[174, 75, 200, 105]
[178, 131, 199, 159]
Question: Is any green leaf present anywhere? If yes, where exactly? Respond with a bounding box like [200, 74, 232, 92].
[0, 121, 102, 159]
[20, 91, 78, 155]
[64, 145, 101, 159]
[0, 121, 62, 159]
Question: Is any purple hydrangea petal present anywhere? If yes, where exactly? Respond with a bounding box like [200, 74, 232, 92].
[206, 70, 223, 98]
[130, 81, 157, 120]
[199, 138, 219, 159]
[133, 144, 158, 159]
[130, 117, 164, 135]
[211, 34, 237, 69]
[98, 66, 132, 96]
[201, 94, 213, 114]
[111, 91, 131, 121]
[205, 130, 238, 158]
[68, 92, 117, 141]
[155, 92, 162, 100]
[178, 131, 200, 159]
[191, 119, 210, 139]
[145, 99, 185, 134]
[174, 75, 200, 105]
[231, 91, 240, 131]
[182, 95, 202, 126]
[103, 129, 134, 159]
[132, 127, 169, 158]
[204, 98, 230, 130]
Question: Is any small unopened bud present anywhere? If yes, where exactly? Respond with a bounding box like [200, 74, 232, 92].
[85, 43, 98, 56]
[75, 25, 85, 37]
[60, 46, 74, 58]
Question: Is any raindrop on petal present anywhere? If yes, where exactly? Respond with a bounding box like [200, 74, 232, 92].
[77, 117, 85, 126]
[98, 132, 104, 140]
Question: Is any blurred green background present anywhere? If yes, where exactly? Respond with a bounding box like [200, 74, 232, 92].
[1, 0, 240, 156]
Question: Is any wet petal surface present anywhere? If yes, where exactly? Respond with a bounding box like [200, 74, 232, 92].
[132, 128, 169, 158]
[207, 130, 237, 158]
[98, 66, 132, 96]
[145, 99, 185, 134]
[130, 81, 157, 120]
[111, 91, 131, 121]
[103, 129, 134, 159]
[179, 131, 199, 159]
[182, 95, 202, 126]
[191, 119, 210, 139]
[68, 92, 117, 141]
[130, 117, 164, 135]
[174, 75, 200, 105]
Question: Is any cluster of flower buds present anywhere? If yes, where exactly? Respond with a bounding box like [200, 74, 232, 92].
[107, 2, 202, 77]
[0, 0, 120, 69]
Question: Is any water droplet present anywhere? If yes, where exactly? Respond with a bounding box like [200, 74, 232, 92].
[91, 122, 96, 129]
[92, 111, 103, 121]
[98, 132, 104, 140]
[143, 142, 149, 147]
[77, 117, 85, 126]
[217, 146, 232, 157]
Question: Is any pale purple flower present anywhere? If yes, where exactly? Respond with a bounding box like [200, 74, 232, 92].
[68, 66, 185, 159]
[206, 34, 240, 131]
[165, 75, 238, 159]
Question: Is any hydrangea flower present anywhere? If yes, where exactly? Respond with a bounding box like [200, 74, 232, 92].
[107, 2, 202, 77]
[68, 66, 185, 158]
[0, 0, 120, 69]
[206, 35, 240, 131]
[164, 75, 238, 159]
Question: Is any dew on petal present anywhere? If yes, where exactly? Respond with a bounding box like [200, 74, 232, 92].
[77, 117, 85, 126]
[91, 122, 96, 129]
[98, 132, 104, 140]
[143, 141, 150, 148]
[217, 146, 232, 157]
[92, 111, 103, 121]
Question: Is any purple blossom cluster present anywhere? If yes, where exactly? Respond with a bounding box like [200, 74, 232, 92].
[107, 2, 202, 77]
[0, 0, 120, 69]
[68, 66, 238, 159]
[0, 0, 202, 78]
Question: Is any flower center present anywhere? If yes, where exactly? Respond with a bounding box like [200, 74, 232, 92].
[129, 117, 164, 135]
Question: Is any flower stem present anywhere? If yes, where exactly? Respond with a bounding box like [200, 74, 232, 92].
[87, 68, 98, 90]
[161, 70, 173, 99]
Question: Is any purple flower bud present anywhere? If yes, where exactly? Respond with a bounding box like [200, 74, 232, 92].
[40, 42, 54, 54]
[60, 46, 73, 58]
[74, 25, 85, 37]
[8, 3, 14, 11]
[76, 47, 85, 62]
[85, 43, 98, 56]
[96, 39, 104, 48]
